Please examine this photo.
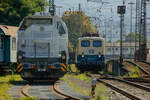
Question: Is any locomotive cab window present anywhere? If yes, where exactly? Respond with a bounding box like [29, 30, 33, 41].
[93, 40, 102, 47]
[57, 22, 66, 35]
[19, 18, 53, 30]
[81, 40, 90, 47]
[12, 37, 16, 50]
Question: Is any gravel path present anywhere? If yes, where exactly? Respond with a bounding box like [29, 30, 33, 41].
[58, 80, 89, 99]
[28, 83, 64, 100]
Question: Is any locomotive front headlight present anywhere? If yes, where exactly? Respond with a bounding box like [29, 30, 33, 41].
[81, 52, 84, 58]
[82, 55, 84, 58]
[98, 55, 101, 58]
[58, 54, 61, 57]
[99, 52, 101, 58]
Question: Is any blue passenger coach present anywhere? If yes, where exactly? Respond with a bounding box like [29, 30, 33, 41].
[0, 25, 18, 69]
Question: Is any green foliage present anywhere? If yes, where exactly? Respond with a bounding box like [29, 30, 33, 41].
[0, 75, 22, 100]
[0, 74, 37, 100]
[70, 64, 80, 73]
[62, 11, 97, 48]
[0, 0, 48, 26]
[75, 73, 91, 81]
[61, 73, 110, 100]
[95, 96, 102, 100]
[123, 66, 141, 78]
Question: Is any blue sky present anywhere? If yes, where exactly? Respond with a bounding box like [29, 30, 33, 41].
[54, 0, 150, 41]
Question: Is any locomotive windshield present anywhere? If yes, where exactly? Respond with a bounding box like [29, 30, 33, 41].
[81, 40, 90, 47]
[19, 18, 53, 30]
[93, 40, 102, 47]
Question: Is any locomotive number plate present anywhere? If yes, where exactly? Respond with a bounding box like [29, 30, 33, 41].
[38, 69, 46, 72]
[89, 49, 94, 54]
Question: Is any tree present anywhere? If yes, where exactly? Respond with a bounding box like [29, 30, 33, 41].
[62, 11, 97, 49]
[0, 0, 48, 26]
[115, 32, 146, 43]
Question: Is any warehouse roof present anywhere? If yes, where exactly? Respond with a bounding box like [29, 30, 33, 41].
[0, 25, 18, 36]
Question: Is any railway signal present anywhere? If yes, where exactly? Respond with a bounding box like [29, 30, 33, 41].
[117, 3, 126, 75]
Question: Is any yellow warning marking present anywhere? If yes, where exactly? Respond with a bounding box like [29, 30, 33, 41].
[61, 63, 67, 69]
[17, 64, 22, 69]
[18, 67, 23, 72]
[61, 67, 66, 72]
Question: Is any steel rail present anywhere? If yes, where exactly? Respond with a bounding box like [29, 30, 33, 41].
[53, 81, 87, 100]
[124, 60, 150, 74]
[87, 74, 150, 100]
[20, 84, 32, 98]
[98, 79, 142, 100]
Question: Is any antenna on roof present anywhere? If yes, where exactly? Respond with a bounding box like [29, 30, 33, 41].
[49, 0, 56, 16]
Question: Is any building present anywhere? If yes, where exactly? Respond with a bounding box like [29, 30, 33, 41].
[105, 42, 150, 59]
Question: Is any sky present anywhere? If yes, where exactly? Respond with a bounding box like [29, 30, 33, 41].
[53, 0, 150, 42]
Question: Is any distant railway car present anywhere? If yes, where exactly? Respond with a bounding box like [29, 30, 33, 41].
[0, 25, 18, 73]
[75, 35, 105, 71]
[17, 13, 68, 81]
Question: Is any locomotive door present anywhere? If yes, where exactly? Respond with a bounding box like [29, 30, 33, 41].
[31, 31, 52, 58]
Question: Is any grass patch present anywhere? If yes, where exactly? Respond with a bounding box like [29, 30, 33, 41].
[0, 74, 36, 100]
[74, 73, 91, 82]
[94, 83, 110, 100]
[61, 73, 90, 96]
[123, 66, 142, 78]
[69, 64, 80, 73]
[61, 73, 110, 100]
[18, 97, 37, 100]
[0, 75, 18, 100]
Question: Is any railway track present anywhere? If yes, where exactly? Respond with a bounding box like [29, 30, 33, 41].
[87, 74, 150, 100]
[124, 60, 150, 75]
[99, 78, 150, 100]
[123, 78, 150, 87]
[135, 61, 150, 74]
[19, 81, 84, 100]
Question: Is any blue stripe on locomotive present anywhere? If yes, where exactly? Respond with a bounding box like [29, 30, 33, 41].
[77, 55, 105, 65]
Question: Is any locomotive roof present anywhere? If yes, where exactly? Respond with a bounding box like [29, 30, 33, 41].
[24, 15, 61, 20]
[0, 25, 18, 37]
[78, 37, 104, 40]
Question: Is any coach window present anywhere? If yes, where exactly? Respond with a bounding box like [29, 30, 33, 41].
[81, 40, 90, 47]
[116, 48, 118, 51]
[93, 41, 102, 47]
[0, 37, 4, 49]
[12, 37, 16, 50]
[107, 48, 111, 52]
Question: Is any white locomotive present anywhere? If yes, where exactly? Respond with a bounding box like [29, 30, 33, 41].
[76, 34, 105, 71]
[17, 13, 68, 81]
